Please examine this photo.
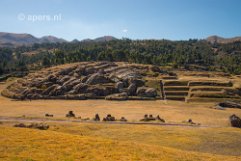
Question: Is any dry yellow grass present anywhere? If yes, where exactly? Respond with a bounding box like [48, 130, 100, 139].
[1, 78, 241, 160]
[1, 125, 241, 161]
[1, 96, 241, 126]
[0, 80, 241, 126]
[48, 122, 241, 156]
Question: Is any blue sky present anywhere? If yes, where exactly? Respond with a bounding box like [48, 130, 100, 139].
[0, 0, 241, 41]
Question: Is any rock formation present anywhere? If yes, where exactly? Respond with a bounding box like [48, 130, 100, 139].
[2, 62, 162, 100]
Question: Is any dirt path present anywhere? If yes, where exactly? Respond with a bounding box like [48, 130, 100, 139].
[0, 116, 212, 128]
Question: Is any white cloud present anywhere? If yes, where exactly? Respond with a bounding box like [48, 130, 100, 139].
[122, 29, 128, 33]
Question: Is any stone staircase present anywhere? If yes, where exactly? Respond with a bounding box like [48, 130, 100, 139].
[161, 79, 239, 102]
[163, 81, 189, 101]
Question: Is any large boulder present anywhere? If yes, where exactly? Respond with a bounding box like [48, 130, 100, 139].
[42, 82, 54, 87]
[66, 111, 75, 117]
[109, 75, 121, 83]
[150, 65, 160, 73]
[127, 83, 137, 96]
[29, 80, 43, 88]
[93, 114, 100, 121]
[115, 69, 142, 80]
[145, 88, 157, 97]
[115, 81, 124, 92]
[97, 69, 106, 75]
[26, 93, 42, 99]
[218, 101, 241, 109]
[81, 76, 89, 83]
[86, 86, 117, 96]
[86, 73, 112, 85]
[129, 79, 145, 87]
[136, 87, 157, 97]
[49, 85, 64, 96]
[64, 94, 86, 100]
[58, 66, 77, 75]
[103, 86, 118, 95]
[71, 83, 88, 94]
[62, 78, 81, 91]
[140, 114, 156, 121]
[74, 66, 86, 75]
[58, 75, 71, 84]
[136, 87, 146, 96]
[103, 114, 116, 121]
[21, 88, 43, 97]
[85, 86, 104, 96]
[42, 84, 59, 95]
[105, 92, 128, 100]
[229, 114, 241, 128]
[85, 67, 97, 75]
[119, 117, 128, 122]
[46, 74, 58, 83]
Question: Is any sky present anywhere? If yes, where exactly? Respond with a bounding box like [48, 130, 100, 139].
[0, 0, 241, 41]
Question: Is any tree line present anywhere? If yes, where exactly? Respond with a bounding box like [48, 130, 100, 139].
[0, 38, 241, 75]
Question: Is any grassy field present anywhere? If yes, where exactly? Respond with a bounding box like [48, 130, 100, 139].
[1, 90, 241, 126]
[1, 94, 241, 126]
[1, 79, 241, 160]
[1, 123, 241, 161]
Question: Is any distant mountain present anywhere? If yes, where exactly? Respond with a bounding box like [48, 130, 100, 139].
[80, 36, 117, 43]
[71, 39, 80, 43]
[0, 32, 39, 46]
[3, 32, 241, 48]
[0, 32, 67, 47]
[81, 38, 93, 42]
[39, 36, 66, 43]
[94, 36, 117, 42]
[206, 35, 241, 44]
[0, 32, 118, 47]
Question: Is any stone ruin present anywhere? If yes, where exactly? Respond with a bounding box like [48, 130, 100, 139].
[1, 62, 162, 100]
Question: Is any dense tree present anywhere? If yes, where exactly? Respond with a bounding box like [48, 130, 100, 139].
[0, 38, 240, 75]
[42, 56, 51, 67]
